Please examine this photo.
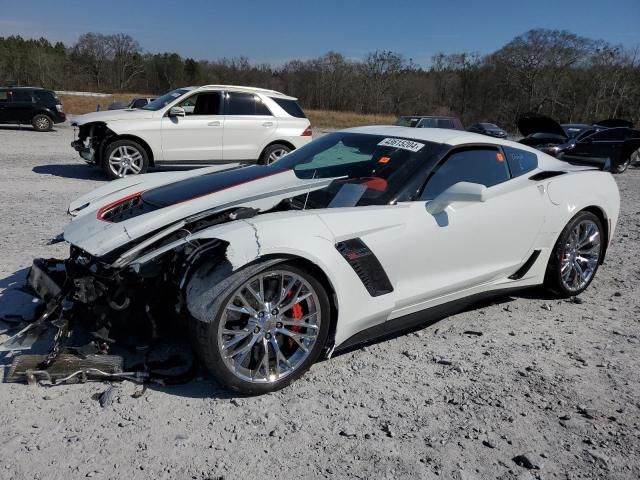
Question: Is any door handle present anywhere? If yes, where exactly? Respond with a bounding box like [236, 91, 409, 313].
[208, 121, 221, 126]
[262, 121, 274, 127]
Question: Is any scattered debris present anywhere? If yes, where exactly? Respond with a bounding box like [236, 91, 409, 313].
[97, 385, 118, 408]
[463, 330, 483, 336]
[513, 454, 542, 470]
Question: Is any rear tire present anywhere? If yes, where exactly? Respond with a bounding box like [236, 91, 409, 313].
[102, 139, 149, 180]
[613, 156, 631, 174]
[188, 262, 330, 394]
[32, 114, 52, 132]
[544, 211, 604, 297]
[259, 144, 291, 165]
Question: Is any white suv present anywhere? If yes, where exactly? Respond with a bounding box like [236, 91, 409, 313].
[71, 85, 312, 179]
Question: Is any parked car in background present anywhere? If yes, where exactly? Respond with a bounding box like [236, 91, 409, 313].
[561, 123, 591, 139]
[107, 97, 156, 110]
[395, 115, 464, 130]
[128, 97, 156, 109]
[71, 85, 312, 179]
[467, 122, 507, 138]
[0, 86, 66, 131]
[518, 112, 640, 174]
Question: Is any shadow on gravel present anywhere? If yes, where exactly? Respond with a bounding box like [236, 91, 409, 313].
[0, 125, 63, 132]
[33, 164, 106, 180]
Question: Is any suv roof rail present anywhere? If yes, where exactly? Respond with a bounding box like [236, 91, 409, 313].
[198, 84, 288, 97]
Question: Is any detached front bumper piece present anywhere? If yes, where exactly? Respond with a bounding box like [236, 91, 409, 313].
[71, 139, 95, 163]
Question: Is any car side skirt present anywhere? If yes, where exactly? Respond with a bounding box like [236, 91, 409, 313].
[334, 286, 526, 354]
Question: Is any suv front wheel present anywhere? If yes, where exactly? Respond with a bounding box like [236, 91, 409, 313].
[32, 114, 53, 132]
[102, 139, 149, 180]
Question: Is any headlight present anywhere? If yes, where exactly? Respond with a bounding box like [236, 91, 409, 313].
[56, 104, 63, 112]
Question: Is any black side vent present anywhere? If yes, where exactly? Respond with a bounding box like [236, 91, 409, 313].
[509, 250, 541, 280]
[336, 238, 393, 297]
[529, 171, 566, 181]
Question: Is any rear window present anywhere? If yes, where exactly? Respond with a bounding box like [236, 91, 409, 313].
[503, 146, 538, 177]
[227, 92, 272, 116]
[271, 97, 306, 118]
[33, 90, 57, 104]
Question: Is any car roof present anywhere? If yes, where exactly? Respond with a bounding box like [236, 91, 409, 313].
[191, 84, 297, 100]
[341, 125, 564, 169]
[399, 115, 455, 118]
[0, 86, 48, 90]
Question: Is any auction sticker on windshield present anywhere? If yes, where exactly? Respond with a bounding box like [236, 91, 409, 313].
[378, 138, 425, 152]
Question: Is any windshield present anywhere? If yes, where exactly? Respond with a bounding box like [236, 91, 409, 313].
[142, 88, 190, 111]
[480, 123, 499, 129]
[269, 132, 438, 208]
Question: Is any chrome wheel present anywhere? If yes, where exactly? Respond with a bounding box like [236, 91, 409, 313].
[560, 219, 601, 292]
[217, 270, 321, 384]
[34, 116, 51, 130]
[108, 145, 144, 177]
[267, 147, 289, 164]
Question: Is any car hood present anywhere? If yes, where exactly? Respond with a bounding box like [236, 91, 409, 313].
[64, 165, 337, 258]
[71, 108, 155, 125]
[517, 113, 567, 139]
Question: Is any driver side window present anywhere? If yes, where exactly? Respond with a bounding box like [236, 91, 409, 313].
[177, 92, 222, 116]
[420, 148, 510, 200]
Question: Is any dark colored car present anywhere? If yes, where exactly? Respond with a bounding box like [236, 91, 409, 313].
[107, 97, 156, 110]
[561, 123, 592, 139]
[128, 97, 155, 109]
[467, 122, 508, 138]
[518, 113, 640, 174]
[395, 115, 464, 130]
[0, 86, 66, 131]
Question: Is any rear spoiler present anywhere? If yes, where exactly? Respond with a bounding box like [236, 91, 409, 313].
[559, 154, 611, 172]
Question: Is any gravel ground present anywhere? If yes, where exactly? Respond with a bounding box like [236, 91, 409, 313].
[0, 123, 639, 480]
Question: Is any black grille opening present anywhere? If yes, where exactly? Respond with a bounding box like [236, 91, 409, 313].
[336, 238, 393, 297]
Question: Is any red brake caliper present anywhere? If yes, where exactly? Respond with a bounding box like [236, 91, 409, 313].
[287, 303, 304, 349]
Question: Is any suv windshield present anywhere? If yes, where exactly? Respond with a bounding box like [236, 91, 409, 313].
[142, 89, 189, 111]
[270, 132, 438, 207]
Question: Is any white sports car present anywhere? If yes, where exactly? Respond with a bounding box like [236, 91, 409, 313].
[20, 126, 620, 393]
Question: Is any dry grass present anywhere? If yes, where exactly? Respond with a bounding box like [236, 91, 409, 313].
[60, 94, 151, 115]
[307, 109, 396, 129]
[60, 95, 396, 129]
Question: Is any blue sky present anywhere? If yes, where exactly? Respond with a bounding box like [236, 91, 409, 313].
[0, 0, 638, 65]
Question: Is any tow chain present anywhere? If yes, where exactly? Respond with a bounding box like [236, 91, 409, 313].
[41, 318, 70, 368]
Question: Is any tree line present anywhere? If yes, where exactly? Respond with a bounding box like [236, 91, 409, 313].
[0, 29, 638, 129]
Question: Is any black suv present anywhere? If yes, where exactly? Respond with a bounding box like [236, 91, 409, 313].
[0, 87, 66, 131]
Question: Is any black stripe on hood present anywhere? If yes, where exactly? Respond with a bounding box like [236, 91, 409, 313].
[142, 165, 285, 208]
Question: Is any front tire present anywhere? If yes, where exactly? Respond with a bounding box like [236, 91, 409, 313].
[102, 139, 149, 180]
[544, 211, 604, 297]
[260, 144, 291, 165]
[32, 114, 52, 132]
[189, 262, 330, 394]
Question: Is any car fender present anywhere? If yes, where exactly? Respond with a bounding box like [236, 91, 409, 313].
[184, 211, 396, 348]
[100, 118, 164, 161]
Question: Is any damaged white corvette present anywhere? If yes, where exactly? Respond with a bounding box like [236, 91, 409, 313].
[10, 126, 620, 393]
